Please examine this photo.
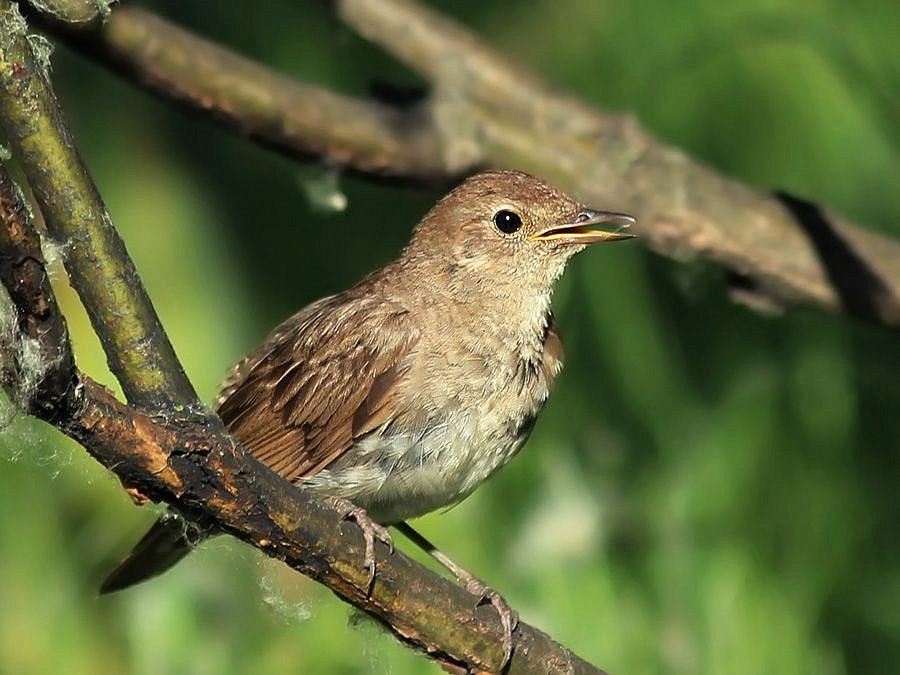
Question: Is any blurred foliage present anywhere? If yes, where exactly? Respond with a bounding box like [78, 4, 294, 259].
[1, 0, 898, 673]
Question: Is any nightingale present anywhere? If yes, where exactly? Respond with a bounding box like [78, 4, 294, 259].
[101, 170, 635, 665]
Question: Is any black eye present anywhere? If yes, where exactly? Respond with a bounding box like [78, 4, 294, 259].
[493, 209, 522, 234]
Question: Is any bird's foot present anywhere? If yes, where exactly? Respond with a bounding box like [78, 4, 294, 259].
[394, 522, 518, 670]
[459, 572, 518, 670]
[326, 497, 393, 594]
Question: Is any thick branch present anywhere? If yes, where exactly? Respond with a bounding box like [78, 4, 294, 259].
[67, 378, 602, 674]
[28, 4, 451, 181]
[0, 1, 199, 408]
[0, 164, 76, 419]
[336, 0, 900, 327]
[28, 0, 900, 329]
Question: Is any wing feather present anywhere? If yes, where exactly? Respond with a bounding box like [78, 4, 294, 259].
[216, 293, 418, 483]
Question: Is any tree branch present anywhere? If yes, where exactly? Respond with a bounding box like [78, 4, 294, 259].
[72, 379, 602, 674]
[28, 3, 451, 182]
[0, 164, 76, 420]
[335, 0, 900, 328]
[0, 0, 199, 409]
[26, 0, 900, 329]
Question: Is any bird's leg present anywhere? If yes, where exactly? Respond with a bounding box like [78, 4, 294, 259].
[326, 496, 393, 594]
[396, 522, 518, 669]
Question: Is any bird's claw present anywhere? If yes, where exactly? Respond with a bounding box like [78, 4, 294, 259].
[327, 497, 393, 594]
[464, 577, 518, 670]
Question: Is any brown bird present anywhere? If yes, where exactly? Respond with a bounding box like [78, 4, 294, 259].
[101, 170, 635, 665]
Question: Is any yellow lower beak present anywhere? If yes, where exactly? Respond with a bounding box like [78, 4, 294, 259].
[528, 209, 636, 244]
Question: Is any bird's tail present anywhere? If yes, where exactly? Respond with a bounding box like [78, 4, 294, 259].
[99, 513, 200, 594]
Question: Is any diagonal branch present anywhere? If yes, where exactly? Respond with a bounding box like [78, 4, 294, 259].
[26, 0, 900, 329]
[0, 0, 198, 409]
[0, 164, 76, 420]
[28, 3, 451, 182]
[71, 378, 604, 675]
[336, 0, 900, 329]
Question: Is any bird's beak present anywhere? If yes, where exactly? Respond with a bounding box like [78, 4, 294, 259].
[528, 209, 636, 244]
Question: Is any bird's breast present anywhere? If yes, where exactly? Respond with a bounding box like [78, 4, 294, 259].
[301, 341, 558, 524]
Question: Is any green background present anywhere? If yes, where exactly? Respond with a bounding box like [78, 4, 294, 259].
[1, 1, 899, 673]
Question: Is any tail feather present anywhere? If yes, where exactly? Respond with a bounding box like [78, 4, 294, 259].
[100, 513, 197, 594]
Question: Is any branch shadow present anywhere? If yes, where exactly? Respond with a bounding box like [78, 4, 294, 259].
[774, 190, 900, 327]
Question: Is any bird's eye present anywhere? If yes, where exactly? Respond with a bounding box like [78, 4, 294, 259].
[493, 209, 522, 235]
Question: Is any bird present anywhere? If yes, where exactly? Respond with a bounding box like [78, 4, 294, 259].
[100, 169, 635, 666]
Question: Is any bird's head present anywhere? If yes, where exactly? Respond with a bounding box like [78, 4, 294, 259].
[402, 170, 635, 299]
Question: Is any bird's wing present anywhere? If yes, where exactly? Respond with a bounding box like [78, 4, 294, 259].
[216, 294, 419, 482]
[541, 314, 564, 383]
